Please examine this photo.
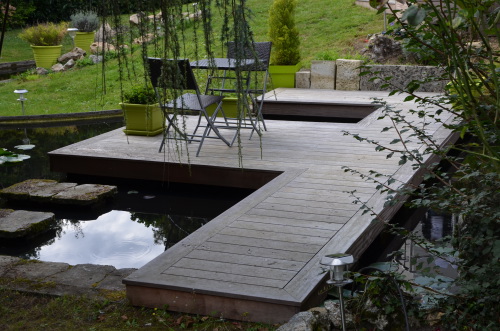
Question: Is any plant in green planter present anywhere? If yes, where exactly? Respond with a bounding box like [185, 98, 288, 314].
[121, 85, 164, 136]
[18, 22, 68, 68]
[268, 0, 301, 88]
[70, 10, 99, 54]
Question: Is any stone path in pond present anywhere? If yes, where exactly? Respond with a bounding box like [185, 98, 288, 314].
[0, 256, 136, 299]
[0, 179, 117, 206]
[0, 179, 126, 299]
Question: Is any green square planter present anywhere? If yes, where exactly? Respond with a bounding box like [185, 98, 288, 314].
[269, 63, 301, 89]
[120, 103, 164, 136]
[206, 97, 240, 118]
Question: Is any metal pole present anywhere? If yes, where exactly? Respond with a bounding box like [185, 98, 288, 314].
[338, 285, 347, 331]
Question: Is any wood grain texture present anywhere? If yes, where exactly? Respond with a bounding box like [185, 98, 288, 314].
[48, 89, 457, 322]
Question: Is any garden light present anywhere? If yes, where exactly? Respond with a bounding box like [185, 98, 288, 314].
[67, 28, 79, 47]
[14, 89, 28, 115]
[321, 253, 354, 331]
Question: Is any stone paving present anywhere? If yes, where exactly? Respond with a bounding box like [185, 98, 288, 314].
[0, 255, 136, 299]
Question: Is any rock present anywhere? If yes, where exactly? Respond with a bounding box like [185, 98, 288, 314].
[94, 23, 116, 42]
[129, 13, 141, 25]
[58, 48, 86, 63]
[335, 59, 363, 91]
[90, 42, 116, 54]
[276, 311, 331, 331]
[51, 63, 64, 72]
[310, 60, 336, 89]
[0, 209, 55, 239]
[35, 67, 49, 75]
[362, 34, 403, 63]
[63, 59, 75, 70]
[133, 33, 155, 45]
[52, 183, 117, 206]
[89, 55, 103, 64]
[324, 299, 355, 330]
[0, 179, 117, 207]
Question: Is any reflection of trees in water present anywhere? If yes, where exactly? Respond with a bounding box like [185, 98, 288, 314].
[131, 212, 208, 250]
[0, 121, 123, 188]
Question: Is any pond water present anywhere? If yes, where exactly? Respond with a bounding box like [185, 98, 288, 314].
[0, 119, 251, 268]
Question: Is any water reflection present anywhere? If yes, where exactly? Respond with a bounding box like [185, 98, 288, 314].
[0, 121, 250, 269]
[34, 211, 168, 269]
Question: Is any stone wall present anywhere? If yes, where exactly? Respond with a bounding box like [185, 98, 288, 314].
[295, 60, 447, 93]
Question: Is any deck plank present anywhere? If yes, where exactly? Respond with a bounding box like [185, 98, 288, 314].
[48, 89, 457, 323]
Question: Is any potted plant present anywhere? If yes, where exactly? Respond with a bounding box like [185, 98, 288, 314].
[70, 10, 99, 54]
[268, 0, 301, 88]
[120, 85, 164, 136]
[18, 22, 68, 68]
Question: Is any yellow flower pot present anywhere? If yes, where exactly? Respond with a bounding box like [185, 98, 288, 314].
[74, 31, 96, 54]
[31, 45, 62, 69]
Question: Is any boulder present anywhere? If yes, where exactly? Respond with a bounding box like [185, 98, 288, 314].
[35, 67, 49, 75]
[63, 59, 76, 70]
[94, 23, 116, 42]
[133, 33, 155, 45]
[51, 63, 64, 72]
[58, 47, 86, 63]
[276, 310, 330, 331]
[362, 34, 403, 64]
[90, 55, 103, 64]
[90, 42, 116, 54]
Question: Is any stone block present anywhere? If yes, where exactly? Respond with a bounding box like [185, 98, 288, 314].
[335, 59, 363, 91]
[310, 61, 335, 89]
[295, 70, 311, 88]
[360, 65, 447, 92]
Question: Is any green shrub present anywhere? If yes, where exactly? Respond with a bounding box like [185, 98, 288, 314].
[70, 10, 99, 32]
[18, 22, 68, 46]
[123, 85, 157, 104]
[268, 0, 301, 65]
[75, 57, 95, 68]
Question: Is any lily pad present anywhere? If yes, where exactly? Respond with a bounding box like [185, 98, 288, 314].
[15, 144, 36, 150]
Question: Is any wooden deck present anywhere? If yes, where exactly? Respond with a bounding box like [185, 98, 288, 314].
[48, 89, 457, 324]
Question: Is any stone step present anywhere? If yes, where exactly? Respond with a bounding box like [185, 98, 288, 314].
[0, 179, 117, 207]
[0, 209, 55, 239]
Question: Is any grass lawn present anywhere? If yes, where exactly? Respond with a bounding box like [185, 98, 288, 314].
[0, 288, 276, 330]
[0, 0, 383, 117]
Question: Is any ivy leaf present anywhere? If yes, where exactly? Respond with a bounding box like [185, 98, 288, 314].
[369, 0, 389, 10]
[401, 5, 427, 26]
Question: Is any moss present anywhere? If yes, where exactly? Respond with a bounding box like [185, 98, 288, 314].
[98, 289, 127, 302]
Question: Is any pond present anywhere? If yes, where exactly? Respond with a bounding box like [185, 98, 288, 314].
[0, 119, 251, 268]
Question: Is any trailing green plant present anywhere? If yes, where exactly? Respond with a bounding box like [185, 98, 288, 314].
[342, 0, 500, 329]
[75, 56, 95, 68]
[18, 22, 68, 46]
[70, 10, 99, 32]
[122, 84, 157, 105]
[268, 0, 301, 65]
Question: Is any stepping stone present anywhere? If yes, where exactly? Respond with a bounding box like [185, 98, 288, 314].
[0, 179, 117, 207]
[0, 209, 55, 239]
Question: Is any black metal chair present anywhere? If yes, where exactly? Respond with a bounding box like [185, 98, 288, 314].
[205, 41, 272, 138]
[147, 58, 234, 157]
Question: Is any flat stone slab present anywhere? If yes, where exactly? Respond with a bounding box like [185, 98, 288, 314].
[0, 179, 117, 206]
[0, 209, 55, 239]
[0, 256, 137, 299]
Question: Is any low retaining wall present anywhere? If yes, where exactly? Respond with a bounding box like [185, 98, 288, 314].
[0, 60, 36, 78]
[296, 59, 447, 92]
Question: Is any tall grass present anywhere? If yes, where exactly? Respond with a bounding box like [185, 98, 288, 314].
[0, 0, 383, 116]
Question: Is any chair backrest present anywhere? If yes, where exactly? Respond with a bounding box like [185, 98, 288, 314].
[227, 41, 272, 71]
[147, 58, 199, 92]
